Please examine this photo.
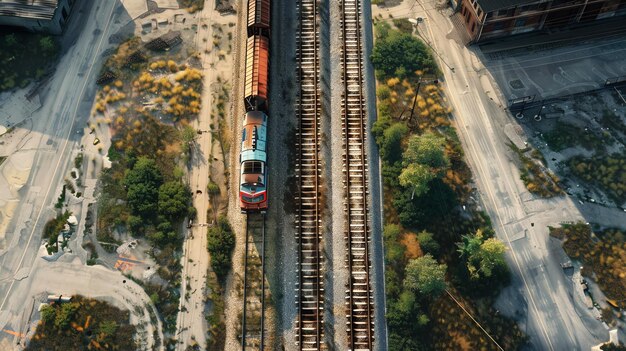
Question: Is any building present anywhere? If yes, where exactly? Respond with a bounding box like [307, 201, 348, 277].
[458, 0, 626, 42]
[0, 0, 75, 35]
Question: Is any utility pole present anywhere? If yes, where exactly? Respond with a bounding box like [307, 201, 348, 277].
[408, 78, 438, 124]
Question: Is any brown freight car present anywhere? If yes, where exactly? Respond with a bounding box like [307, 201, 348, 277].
[244, 35, 269, 112]
[247, 0, 270, 37]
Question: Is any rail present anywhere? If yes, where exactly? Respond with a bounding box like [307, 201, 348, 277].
[295, 0, 324, 349]
[241, 214, 267, 350]
[340, 0, 374, 349]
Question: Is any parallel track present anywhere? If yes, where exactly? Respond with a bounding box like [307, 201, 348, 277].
[340, 0, 374, 349]
[295, 0, 324, 349]
[241, 214, 267, 350]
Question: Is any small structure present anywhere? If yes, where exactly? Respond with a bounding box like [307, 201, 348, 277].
[0, 0, 75, 35]
[47, 294, 72, 303]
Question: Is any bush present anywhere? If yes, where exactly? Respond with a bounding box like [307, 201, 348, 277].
[417, 230, 439, 255]
[158, 180, 192, 220]
[207, 216, 235, 280]
[371, 32, 437, 80]
[26, 296, 137, 350]
[568, 152, 626, 205]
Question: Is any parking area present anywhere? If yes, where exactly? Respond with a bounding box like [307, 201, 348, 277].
[481, 35, 626, 101]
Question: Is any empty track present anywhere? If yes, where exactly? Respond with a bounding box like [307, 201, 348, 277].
[241, 214, 267, 350]
[340, 0, 374, 349]
[295, 0, 324, 349]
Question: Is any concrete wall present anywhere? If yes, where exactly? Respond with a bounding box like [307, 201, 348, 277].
[0, 0, 74, 35]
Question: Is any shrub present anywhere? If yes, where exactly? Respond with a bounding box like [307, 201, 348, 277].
[207, 216, 235, 280]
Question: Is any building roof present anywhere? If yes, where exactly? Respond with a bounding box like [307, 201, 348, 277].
[0, 0, 59, 21]
[477, 0, 536, 12]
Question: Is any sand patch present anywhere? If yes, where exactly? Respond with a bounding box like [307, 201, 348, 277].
[1, 150, 35, 191]
[0, 200, 17, 245]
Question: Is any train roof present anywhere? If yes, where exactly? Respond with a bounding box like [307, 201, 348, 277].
[242, 110, 267, 126]
[244, 35, 269, 111]
[247, 0, 270, 31]
[241, 111, 267, 155]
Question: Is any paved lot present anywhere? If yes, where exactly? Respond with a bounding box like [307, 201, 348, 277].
[481, 36, 626, 100]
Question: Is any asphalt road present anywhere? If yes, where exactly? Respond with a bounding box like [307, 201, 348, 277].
[0, 0, 146, 346]
[412, 1, 609, 349]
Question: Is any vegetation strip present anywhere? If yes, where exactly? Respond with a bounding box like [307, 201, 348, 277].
[371, 19, 527, 349]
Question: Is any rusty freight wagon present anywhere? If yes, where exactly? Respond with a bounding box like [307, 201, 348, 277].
[244, 34, 269, 112]
[247, 0, 270, 37]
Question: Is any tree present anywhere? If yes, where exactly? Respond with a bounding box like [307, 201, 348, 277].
[404, 254, 446, 296]
[124, 157, 163, 218]
[398, 132, 450, 196]
[399, 163, 435, 198]
[477, 237, 508, 278]
[371, 32, 436, 80]
[54, 302, 79, 329]
[403, 132, 450, 172]
[457, 230, 507, 280]
[207, 216, 235, 280]
[395, 179, 457, 229]
[381, 123, 409, 164]
[4, 33, 17, 47]
[417, 230, 439, 255]
[386, 290, 429, 340]
[158, 180, 191, 220]
[39, 36, 56, 54]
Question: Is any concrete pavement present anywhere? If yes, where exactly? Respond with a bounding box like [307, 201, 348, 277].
[0, 0, 156, 347]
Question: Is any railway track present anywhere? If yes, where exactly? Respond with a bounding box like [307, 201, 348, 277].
[241, 214, 267, 350]
[295, 0, 324, 349]
[340, 0, 374, 349]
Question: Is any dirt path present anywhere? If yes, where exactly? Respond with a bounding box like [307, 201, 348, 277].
[174, 0, 238, 349]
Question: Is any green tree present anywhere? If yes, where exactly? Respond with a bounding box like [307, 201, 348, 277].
[417, 230, 439, 255]
[476, 237, 507, 278]
[398, 163, 435, 198]
[207, 216, 235, 280]
[124, 157, 163, 218]
[404, 254, 446, 296]
[381, 123, 409, 164]
[403, 132, 450, 171]
[158, 180, 191, 220]
[456, 230, 484, 259]
[54, 302, 79, 329]
[383, 224, 407, 268]
[371, 32, 436, 80]
[386, 290, 429, 340]
[39, 36, 56, 54]
[457, 230, 507, 279]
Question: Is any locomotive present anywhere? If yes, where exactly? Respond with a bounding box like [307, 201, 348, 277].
[240, 0, 270, 213]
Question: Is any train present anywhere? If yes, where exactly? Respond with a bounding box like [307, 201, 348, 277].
[240, 0, 270, 213]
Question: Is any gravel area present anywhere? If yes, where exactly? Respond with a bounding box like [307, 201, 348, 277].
[268, 0, 299, 349]
[325, 0, 349, 350]
[223, 1, 252, 349]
